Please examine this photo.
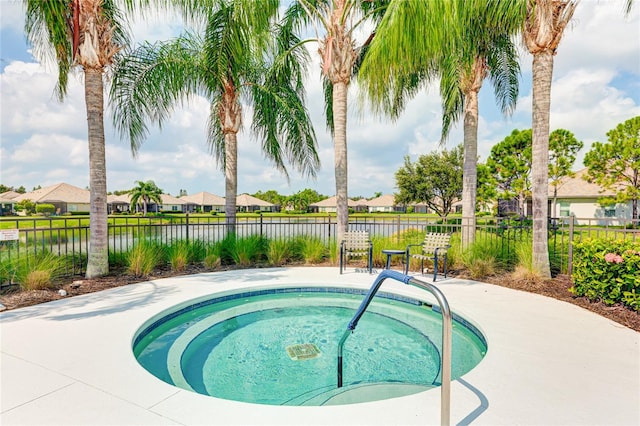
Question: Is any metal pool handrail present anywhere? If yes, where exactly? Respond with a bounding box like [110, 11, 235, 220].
[337, 269, 452, 426]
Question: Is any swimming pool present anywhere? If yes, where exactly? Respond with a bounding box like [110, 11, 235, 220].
[133, 286, 487, 406]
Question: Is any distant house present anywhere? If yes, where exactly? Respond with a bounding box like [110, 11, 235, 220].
[0, 191, 21, 200]
[365, 194, 405, 213]
[549, 168, 633, 224]
[236, 193, 276, 213]
[107, 194, 132, 214]
[352, 198, 369, 213]
[309, 196, 359, 213]
[180, 192, 225, 213]
[156, 194, 186, 213]
[0, 191, 20, 215]
[13, 183, 90, 214]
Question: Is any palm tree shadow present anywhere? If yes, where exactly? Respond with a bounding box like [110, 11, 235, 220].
[0, 282, 178, 323]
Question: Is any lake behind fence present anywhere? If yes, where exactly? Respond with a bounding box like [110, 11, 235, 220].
[1, 215, 638, 279]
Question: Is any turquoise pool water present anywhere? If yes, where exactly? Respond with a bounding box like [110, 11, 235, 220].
[133, 287, 487, 406]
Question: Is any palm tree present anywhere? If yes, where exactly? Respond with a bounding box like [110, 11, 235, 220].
[24, 0, 129, 278]
[523, 0, 578, 278]
[110, 0, 319, 234]
[358, 0, 522, 248]
[282, 0, 387, 246]
[129, 180, 163, 216]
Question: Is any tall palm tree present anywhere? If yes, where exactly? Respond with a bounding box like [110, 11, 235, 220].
[110, 0, 319, 234]
[24, 0, 129, 278]
[283, 0, 387, 246]
[523, 0, 578, 278]
[358, 0, 522, 248]
[129, 180, 163, 216]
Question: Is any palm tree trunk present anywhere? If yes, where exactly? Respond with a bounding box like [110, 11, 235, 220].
[333, 81, 349, 246]
[225, 131, 238, 235]
[462, 89, 479, 249]
[531, 50, 553, 278]
[84, 68, 109, 278]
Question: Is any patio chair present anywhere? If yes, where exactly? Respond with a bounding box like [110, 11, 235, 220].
[404, 232, 451, 281]
[339, 231, 373, 274]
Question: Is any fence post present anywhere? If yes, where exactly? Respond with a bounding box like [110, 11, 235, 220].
[397, 215, 401, 243]
[259, 212, 263, 238]
[567, 214, 575, 276]
[185, 213, 190, 243]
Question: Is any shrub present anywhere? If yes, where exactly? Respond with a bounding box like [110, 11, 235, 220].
[572, 238, 640, 309]
[15, 199, 36, 215]
[36, 204, 56, 216]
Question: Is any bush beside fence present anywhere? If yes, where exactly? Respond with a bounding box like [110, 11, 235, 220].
[571, 238, 640, 311]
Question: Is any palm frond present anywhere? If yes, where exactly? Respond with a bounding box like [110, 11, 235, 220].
[24, 0, 73, 100]
[109, 34, 206, 155]
[487, 34, 521, 117]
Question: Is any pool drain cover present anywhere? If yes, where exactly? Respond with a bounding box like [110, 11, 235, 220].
[286, 343, 321, 361]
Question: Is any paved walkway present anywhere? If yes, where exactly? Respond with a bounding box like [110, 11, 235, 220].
[1, 267, 638, 425]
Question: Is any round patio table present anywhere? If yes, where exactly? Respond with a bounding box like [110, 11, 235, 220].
[382, 249, 406, 270]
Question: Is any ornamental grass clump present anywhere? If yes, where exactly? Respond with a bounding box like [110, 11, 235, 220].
[167, 240, 206, 272]
[127, 240, 165, 277]
[267, 239, 292, 266]
[203, 243, 222, 269]
[299, 236, 328, 264]
[458, 237, 501, 279]
[232, 236, 268, 267]
[12, 252, 65, 290]
[512, 239, 542, 283]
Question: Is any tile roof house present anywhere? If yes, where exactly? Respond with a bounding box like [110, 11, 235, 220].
[548, 168, 631, 224]
[365, 194, 405, 213]
[157, 194, 186, 213]
[0, 191, 21, 200]
[107, 194, 132, 213]
[180, 192, 226, 213]
[236, 194, 276, 212]
[14, 183, 90, 214]
[0, 192, 18, 215]
[309, 196, 359, 213]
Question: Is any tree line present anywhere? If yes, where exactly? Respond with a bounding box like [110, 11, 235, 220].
[395, 117, 640, 221]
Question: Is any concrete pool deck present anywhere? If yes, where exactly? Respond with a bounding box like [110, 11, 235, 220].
[1, 267, 638, 425]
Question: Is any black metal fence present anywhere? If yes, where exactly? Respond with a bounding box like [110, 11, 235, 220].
[1, 214, 638, 279]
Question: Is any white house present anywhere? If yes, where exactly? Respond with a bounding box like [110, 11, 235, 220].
[156, 194, 185, 213]
[549, 168, 633, 225]
[236, 194, 276, 212]
[309, 196, 360, 213]
[365, 194, 405, 213]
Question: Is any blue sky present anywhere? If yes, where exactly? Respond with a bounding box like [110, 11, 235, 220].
[1, 0, 639, 198]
